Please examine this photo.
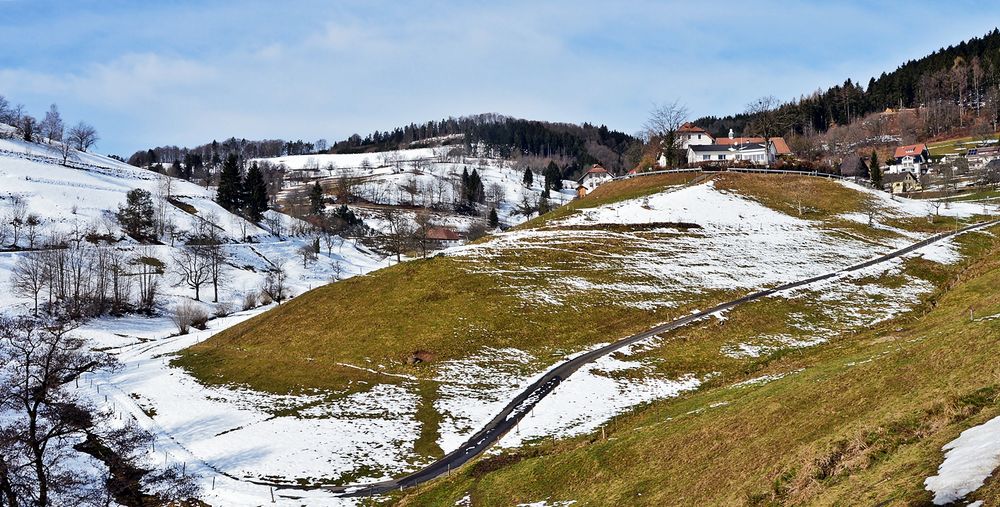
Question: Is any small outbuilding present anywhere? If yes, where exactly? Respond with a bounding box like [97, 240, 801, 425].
[838, 154, 870, 178]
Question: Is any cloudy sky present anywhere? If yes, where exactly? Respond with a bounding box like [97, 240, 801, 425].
[2, 0, 998, 155]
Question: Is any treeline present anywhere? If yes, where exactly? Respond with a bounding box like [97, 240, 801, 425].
[131, 113, 639, 178]
[0, 94, 100, 152]
[128, 137, 318, 170]
[695, 28, 1000, 137]
[464, 117, 637, 174]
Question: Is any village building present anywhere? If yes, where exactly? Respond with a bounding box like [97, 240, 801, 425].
[838, 153, 870, 178]
[883, 171, 921, 193]
[715, 135, 792, 157]
[427, 227, 462, 248]
[684, 129, 789, 166]
[966, 145, 1000, 169]
[890, 143, 930, 174]
[577, 164, 612, 196]
[677, 122, 714, 150]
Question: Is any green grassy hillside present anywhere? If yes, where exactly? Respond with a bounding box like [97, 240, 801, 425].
[400, 226, 1000, 506]
[176, 173, 912, 395]
[173, 172, 995, 490]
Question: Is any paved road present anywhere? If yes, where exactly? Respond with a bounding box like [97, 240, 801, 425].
[308, 220, 994, 497]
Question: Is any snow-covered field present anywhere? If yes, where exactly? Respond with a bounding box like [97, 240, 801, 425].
[264, 146, 577, 234]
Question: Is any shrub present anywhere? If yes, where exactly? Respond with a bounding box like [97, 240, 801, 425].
[172, 300, 209, 334]
[241, 291, 258, 311]
[213, 301, 234, 318]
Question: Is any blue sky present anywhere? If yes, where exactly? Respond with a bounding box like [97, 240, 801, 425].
[1, 0, 998, 155]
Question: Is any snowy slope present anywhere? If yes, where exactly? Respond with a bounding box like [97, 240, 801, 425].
[0, 134, 269, 242]
[260, 146, 577, 232]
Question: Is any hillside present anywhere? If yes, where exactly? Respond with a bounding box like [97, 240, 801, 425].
[402, 222, 1000, 506]
[175, 170, 993, 494]
[261, 145, 577, 234]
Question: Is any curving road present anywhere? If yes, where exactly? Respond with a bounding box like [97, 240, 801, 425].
[317, 219, 997, 498]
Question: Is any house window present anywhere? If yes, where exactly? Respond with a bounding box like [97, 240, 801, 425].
[697, 134, 701, 139]
[702, 155, 710, 161]
[717, 155, 725, 160]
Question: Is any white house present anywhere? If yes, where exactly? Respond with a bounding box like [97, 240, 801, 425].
[677, 122, 714, 149]
[891, 143, 930, 174]
[687, 140, 776, 165]
[578, 164, 612, 193]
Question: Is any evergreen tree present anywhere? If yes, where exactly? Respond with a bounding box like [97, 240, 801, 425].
[468, 169, 484, 203]
[870, 151, 882, 190]
[116, 189, 156, 240]
[538, 193, 551, 214]
[309, 181, 324, 215]
[216, 153, 243, 211]
[544, 161, 561, 192]
[243, 162, 269, 222]
[460, 167, 470, 201]
[170, 159, 183, 178]
[522, 168, 533, 187]
[488, 207, 499, 228]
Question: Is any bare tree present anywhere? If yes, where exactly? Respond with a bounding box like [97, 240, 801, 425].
[401, 176, 419, 206]
[196, 214, 229, 303]
[260, 265, 289, 304]
[11, 251, 47, 315]
[0, 317, 199, 505]
[486, 181, 506, 210]
[172, 244, 210, 301]
[0, 211, 10, 247]
[412, 208, 434, 258]
[67, 122, 99, 152]
[744, 96, 790, 167]
[9, 195, 27, 248]
[39, 104, 63, 144]
[24, 214, 41, 249]
[0, 318, 111, 506]
[380, 209, 414, 262]
[643, 100, 690, 167]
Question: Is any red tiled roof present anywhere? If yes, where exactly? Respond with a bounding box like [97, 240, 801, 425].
[894, 143, 928, 159]
[427, 227, 461, 241]
[678, 122, 708, 134]
[715, 137, 792, 155]
[585, 164, 608, 174]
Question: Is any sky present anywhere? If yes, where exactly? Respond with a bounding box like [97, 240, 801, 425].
[1, 0, 999, 156]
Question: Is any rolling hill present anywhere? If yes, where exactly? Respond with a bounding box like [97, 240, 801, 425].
[174, 169, 996, 497]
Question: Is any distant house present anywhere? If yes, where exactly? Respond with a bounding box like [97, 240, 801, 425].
[966, 145, 1000, 170]
[715, 134, 793, 157]
[576, 184, 588, 199]
[891, 144, 930, 174]
[838, 154, 870, 178]
[687, 142, 775, 165]
[578, 164, 612, 194]
[883, 171, 921, 193]
[427, 227, 462, 248]
[677, 122, 714, 150]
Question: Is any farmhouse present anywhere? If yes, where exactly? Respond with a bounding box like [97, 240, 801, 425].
[427, 227, 462, 248]
[883, 171, 921, 193]
[891, 143, 930, 174]
[578, 164, 612, 194]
